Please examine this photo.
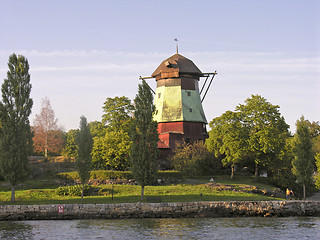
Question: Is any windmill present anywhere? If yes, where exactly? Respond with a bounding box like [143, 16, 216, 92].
[140, 48, 217, 160]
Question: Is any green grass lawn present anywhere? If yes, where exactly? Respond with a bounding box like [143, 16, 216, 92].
[0, 175, 283, 205]
[192, 175, 276, 190]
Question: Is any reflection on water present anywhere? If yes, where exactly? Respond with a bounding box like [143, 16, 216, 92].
[0, 221, 33, 239]
[0, 217, 319, 240]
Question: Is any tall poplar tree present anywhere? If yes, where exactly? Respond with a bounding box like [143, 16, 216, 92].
[0, 54, 33, 202]
[76, 116, 93, 200]
[293, 116, 314, 200]
[130, 80, 159, 201]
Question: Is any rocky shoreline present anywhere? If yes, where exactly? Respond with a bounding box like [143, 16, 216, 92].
[1, 200, 320, 221]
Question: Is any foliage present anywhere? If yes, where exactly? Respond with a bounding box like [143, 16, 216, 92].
[266, 136, 295, 190]
[88, 121, 107, 138]
[33, 129, 65, 156]
[315, 153, 320, 189]
[91, 130, 131, 170]
[0, 53, 33, 202]
[207, 95, 289, 181]
[75, 116, 93, 199]
[130, 80, 159, 200]
[102, 96, 134, 132]
[171, 140, 218, 177]
[61, 129, 79, 159]
[58, 170, 133, 181]
[236, 95, 289, 180]
[313, 135, 320, 155]
[33, 97, 64, 157]
[304, 120, 320, 156]
[90, 97, 134, 170]
[207, 110, 247, 179]
[58, 170, 182, 182]
[292, 116, 314, 199]
[56, 185, 95, 196]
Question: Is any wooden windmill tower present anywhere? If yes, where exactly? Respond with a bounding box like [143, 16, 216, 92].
[141, 51, 216, 161]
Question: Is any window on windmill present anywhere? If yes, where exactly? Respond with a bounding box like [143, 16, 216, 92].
[165, 61, 172, 68]
[158, 93, 161, 98]
[189, 108, 192, 112]
[187, 91, 191, 96]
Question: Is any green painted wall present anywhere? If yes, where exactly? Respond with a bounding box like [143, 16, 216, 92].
[154, 86, 207, 123]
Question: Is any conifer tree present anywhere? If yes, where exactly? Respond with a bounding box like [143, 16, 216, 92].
[0, 54, 33, 202]
[130, 80, 159, 201]
[76, 116, 93, 200]
[293, 116, 314, 200]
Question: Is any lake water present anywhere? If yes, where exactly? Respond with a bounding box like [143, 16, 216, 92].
[0, 217, 319, 240]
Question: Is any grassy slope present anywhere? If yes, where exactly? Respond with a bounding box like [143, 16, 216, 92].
[0, 174, 283, 205]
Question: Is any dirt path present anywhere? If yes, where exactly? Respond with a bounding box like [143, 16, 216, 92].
[307, 192, 320, 201]
[183, 179, 202, 185]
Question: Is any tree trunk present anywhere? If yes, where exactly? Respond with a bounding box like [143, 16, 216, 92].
[254, 162, 259, 182]
[45, 129, 48, 158]
[230, 164, 234, 180]
[81, 184, 84, 200]
[141, 185, 145, 201]
[11, 185, 15, 202]
[303, 184, 306, 200]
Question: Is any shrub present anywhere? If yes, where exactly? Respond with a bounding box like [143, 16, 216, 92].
[56, 185, 95, 196]
[58, 170, 182, 182]
[170, 141, 218, 177]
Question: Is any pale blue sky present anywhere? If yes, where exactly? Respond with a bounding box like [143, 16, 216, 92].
[0, 0, 319, 132]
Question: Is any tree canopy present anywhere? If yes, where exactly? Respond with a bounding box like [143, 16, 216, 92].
[0, 53, 33, 202]
[62, 129, 79, 159]
[92, 130, 131, 170]
[33, 97, 64, 157]
[171, 140, 216, 177]
[102, 96, 134, 132]
[207, 95, 289, 181]
[207, 111, 248, 179]
[292, 116, 314, 199]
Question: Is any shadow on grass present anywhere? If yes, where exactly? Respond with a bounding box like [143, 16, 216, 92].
[0, 180, 60, 192]
[0, 194, 281, 205]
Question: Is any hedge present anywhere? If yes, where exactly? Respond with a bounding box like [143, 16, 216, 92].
[58, 170, 182, 181]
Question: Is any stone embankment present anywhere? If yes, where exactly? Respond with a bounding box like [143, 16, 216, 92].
[1, 201, 320, 221]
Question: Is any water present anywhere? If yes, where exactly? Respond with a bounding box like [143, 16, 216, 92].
[0, 217, 319, 240]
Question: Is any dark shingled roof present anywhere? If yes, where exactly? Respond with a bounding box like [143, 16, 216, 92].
[152, 53, 202, 78]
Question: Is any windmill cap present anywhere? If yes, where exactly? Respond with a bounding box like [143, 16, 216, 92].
[152, 53, 202, 78]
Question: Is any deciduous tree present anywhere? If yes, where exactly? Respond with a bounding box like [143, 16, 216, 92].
[171, 140, 215, 177]
[207, 95, 289, 181]
[33, 97, 63, 157]
[292, 116, 314, 200]
[88, 121, 107, 138]
[236, 95, 289, 181]
[207, 111, 247, 179]
[62, 129, 79, 159]
[102, 96, 134, 132]
[0, 54, 33, 202]
[91, 130, 131, 170]
[130, 80, 159, 201]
